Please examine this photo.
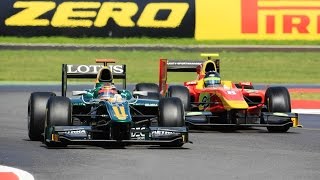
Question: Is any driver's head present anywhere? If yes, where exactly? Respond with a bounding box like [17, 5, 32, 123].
[204, 71, 221, 87]
[98, 83, 117, 99]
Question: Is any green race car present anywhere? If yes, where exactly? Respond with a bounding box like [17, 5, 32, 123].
[28, 59, 189, 148]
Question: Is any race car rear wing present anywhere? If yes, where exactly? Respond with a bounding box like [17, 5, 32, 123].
[159, 54, 220, 95]
[62, 60, 126, 96]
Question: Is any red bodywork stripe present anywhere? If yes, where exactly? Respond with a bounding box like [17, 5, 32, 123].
[159, 59, 168, 96]
[291, 100, 320, 109]
[289, 88, 320, 93]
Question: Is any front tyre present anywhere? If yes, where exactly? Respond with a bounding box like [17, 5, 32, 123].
[159, 97, 184, 127]
[134, 83, 161, 100]
[45, 96, 72, 147]
[28, 92, 56, 141]
[46, 96, 72, 126]
[265, 87, 291, 133]
[159, 98, 185, 147]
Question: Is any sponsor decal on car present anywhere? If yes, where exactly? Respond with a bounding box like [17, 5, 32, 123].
[131, 127, 146, 139]
[67, 64, 124, 74]
[167, 62, 202, 66]
[151, 129, 179, 138]
[111, 105, 128, 120]
[65, 129, 87, 135]
[62, 128, 88, 137]
[144, 103, 158, 107]
[198, 93, 210, 110]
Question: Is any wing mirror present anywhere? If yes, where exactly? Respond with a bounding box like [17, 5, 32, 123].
[72, 91, 88, 96]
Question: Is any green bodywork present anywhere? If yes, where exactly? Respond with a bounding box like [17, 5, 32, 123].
[70, 83, 158, 123]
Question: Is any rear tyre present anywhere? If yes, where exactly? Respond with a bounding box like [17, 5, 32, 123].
[135, 83, 159, 93]
[167, 85, 191, 111]
[134, 83, 161, 100]
[159, 98, 185, 147]
[45, 96, 72, 147]
[264, 87, 291, 133]
[28, 92, 56, 141]
[136, 92, 161, 100]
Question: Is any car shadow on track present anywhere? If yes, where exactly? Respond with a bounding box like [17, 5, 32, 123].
[23, 137, 191, 150]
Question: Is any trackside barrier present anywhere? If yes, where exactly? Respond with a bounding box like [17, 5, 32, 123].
[0, 0, 195, 37]
[1, 0, 320, 40]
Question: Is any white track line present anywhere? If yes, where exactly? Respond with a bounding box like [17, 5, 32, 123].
[292, 109, 320, 115]
[0, 165, 34, 180]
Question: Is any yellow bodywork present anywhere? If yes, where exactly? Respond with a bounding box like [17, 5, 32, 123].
[292, 117, 303, 128]
[51, 134, 59, 142]
[196, 79, 205, 89]
[112, 105, 127, 120]
[221, 100, 249, 110]
[221, 80, 233, 89]
[199, 90, 249, 111]
[214, 91, 248, 110]
[199, 60, 218, 76]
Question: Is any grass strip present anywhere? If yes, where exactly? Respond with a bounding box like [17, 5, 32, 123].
[0, 50, 319, 84]
[290, 93, 320, 100]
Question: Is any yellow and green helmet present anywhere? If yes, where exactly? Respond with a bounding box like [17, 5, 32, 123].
[204, 71, 221, 87]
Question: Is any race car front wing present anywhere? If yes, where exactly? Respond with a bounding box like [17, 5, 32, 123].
[185, 111, 302, 128]
[44, 126, 189, 146]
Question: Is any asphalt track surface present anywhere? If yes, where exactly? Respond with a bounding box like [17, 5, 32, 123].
[0, 87, 320, 180]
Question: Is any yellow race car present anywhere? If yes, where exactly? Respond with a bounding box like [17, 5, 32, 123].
[159, 54, 302, 132]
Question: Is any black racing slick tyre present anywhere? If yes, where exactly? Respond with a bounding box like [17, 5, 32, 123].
[46, 96, 72, 127]
[265, 87, 291, 133]
[135, 83, 161, 100]
[167, 85, 191, 111]
[159, 97, 185, 127]
[135, 83, 159, 93]
[139, 92, 161, 100]
[28, 92, 56, 141]
[45, 96, 72, 147]
[159, 98, 185, 147]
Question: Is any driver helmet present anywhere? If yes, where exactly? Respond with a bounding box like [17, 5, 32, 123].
[98, 83, 117, 99]
[204, 71, 221, 87]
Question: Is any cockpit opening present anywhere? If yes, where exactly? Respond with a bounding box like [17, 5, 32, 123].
[99, 68, 113, 82]
[205, 62, 216, 73]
